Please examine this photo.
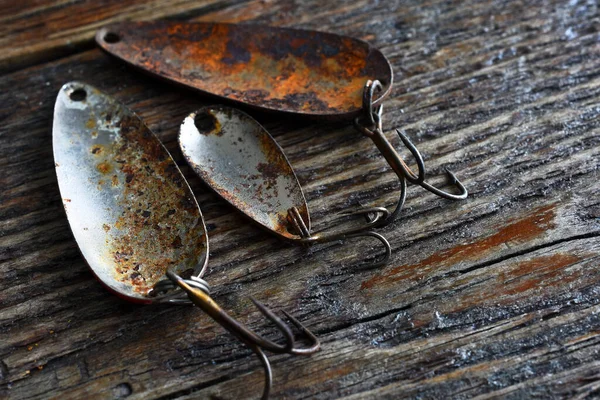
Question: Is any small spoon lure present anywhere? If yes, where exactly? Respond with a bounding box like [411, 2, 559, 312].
[179, 105, 391, 265]
[53, 82, 319, 399]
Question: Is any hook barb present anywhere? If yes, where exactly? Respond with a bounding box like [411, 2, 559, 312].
[279, 310, 321, 355]
[166, 271, 319, 400]
[249, 296, 321, 355]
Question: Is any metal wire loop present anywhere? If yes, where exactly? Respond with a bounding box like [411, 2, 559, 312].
[354, 79, 383, 137]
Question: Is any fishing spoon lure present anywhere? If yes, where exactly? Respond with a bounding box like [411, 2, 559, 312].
[96, 21, 468, 227]
[179, 105, 391, 266]
[53, 82, 319, 399]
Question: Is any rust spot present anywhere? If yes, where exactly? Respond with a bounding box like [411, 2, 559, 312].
[171, 236, 182, 248]
[319, 363, 355, 381]
[446, 252, 587, 314]
[261, 285, 283, 298]
[257, 135, 290, 180]
[91, 144, 103, 154]
[96, 162, 112, 174]
[97, 21, 392, 117]
[86, 117, 96, 129]
[361, 204, 557, 290]
[256, 162, 279, 188]
[103, 224, 111, 232]
[500, 254, 582, 296]
[63, 198, 71, 202]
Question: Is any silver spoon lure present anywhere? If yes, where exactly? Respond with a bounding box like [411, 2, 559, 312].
[179, 105, 392, 267]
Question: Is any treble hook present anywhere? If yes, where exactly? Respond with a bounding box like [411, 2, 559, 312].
[166, 271, 320, 400]
[351, 79, 468, 227]
[286, 206, 393, 267]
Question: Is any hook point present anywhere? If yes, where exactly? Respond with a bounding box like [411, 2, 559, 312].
[444, 168, 458, 184]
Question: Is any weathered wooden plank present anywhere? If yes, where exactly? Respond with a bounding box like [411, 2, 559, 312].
[1, 0, 600, 399]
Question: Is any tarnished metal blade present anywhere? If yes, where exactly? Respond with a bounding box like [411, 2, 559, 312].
[53, 82, 208, 302]
[96, 21, 393, 119]
[179, 106, 309, 240]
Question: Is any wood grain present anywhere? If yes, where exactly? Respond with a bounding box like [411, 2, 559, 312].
[1, 0, 600, 399]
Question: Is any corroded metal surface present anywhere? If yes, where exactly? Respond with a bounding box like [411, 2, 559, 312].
[179, 105, 309, 240]
[96, 21, 393, 119]
[53, 82, 208, 302]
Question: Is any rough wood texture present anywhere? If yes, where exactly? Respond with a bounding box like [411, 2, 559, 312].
[1, 0, 600, 399]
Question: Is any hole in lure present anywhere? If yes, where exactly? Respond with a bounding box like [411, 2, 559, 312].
[103, 32, 120, 44]
[69, 88, 87, 101]
[194, 110, 219, 134]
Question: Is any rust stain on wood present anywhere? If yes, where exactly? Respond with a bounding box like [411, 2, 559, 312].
[450, 253, 586, 313]
[361, 204, 557, 290]
[499, 253, 582, 296]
